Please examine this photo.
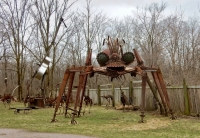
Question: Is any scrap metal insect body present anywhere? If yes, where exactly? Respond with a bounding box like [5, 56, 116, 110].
[51, 36, 175, 124]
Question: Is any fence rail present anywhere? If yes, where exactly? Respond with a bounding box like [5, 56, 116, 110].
[85, 83, 200, 115]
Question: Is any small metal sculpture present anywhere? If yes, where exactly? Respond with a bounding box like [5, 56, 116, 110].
[83, 95, 93, 114]
[1, 93, 16, 108]
[51, 36, 176, 124]
[24, 56, 52, 108]
[120, 86, 129, 112]
[101, 95, 113, 109]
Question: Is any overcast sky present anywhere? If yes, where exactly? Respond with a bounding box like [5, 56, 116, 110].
[72, 0, 200, 20]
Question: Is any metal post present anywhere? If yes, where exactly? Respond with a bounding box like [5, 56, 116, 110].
[112, 83, 115, 107]
[139, 72, 147, 123]
[129, 81, 133, 105]
[98, 85, 101, 106]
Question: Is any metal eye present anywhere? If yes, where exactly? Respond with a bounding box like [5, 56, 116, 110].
[121, 52, 135, 65]
[96, 52, 109, 66]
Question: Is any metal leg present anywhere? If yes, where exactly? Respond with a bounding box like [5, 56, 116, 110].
[51, 69, 70, 122]
[152, 71, 168, 116]
[156, 68, 176, 119]
[78, 74, 88, 117]
[65, 71, 75, 118]
[147, 75, 164, 115]
[71, 74, 84, 124]
[139, 72, 147, 123]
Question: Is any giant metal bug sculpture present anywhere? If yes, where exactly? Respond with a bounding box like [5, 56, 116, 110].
[51, 36, 176, 124]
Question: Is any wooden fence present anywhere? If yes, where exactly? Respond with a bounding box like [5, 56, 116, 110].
[85, 80, 200, 115]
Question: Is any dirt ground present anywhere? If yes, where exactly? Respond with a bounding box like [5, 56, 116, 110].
[0, 128, 96, 138]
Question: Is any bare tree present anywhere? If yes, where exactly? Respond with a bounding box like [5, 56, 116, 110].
[180, 17, 200, 84]
[162, 10, 200, 85]
[0, 21, 8, 91]
[29, 0, 77, 97]
[0, 0, 34, 100]
[68, 0, 109, 87]
[132, 3, 167, 67]
[162, 12, 185, 84]
[78, 0, 108, 56]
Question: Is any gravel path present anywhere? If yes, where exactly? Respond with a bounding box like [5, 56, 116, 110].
[0, 128, 96, 138]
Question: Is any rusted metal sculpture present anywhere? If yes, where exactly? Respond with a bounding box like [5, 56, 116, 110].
[83, 95, 93, 114]
[120, 86, 129, 112]
[24, 95, 35, 107]
[1, 93, 16, 108]
[45, 97, 57, 107]
[51, 36, 175, 124]
[101, 95, 113, 109]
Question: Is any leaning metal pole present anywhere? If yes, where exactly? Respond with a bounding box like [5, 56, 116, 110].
[146, 75, 164, 115]
[71, 73, 85, 124]
[51, 68, 70, 122]
[65, 71, 75, 118]
[156, 68, 176, 119]
[78, 49, 92, 117]
[151, 71, 168, 116]
[78, 73, 88, 117]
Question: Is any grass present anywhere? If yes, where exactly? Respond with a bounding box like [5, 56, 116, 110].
[0, 102, 200, 138]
